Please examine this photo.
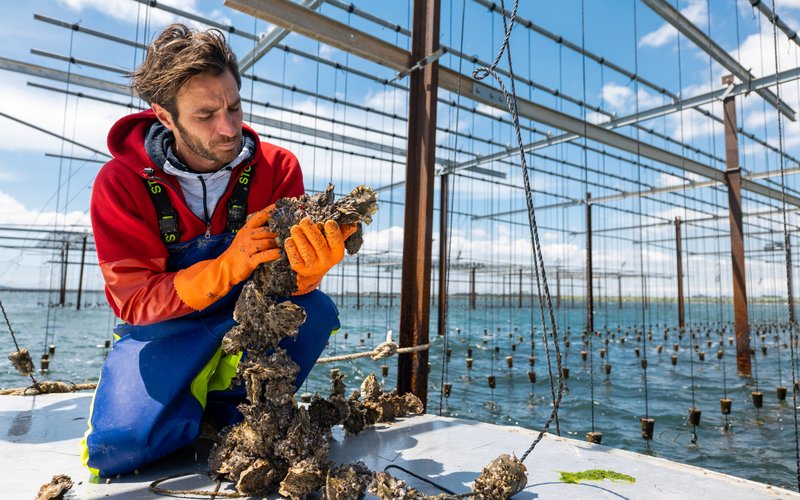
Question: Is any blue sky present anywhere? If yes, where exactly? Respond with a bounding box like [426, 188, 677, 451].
[1, 0, 800, 298]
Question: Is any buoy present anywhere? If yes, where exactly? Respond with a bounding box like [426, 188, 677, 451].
[330, 368, 340, 378]
[511, 344, 516, 351]
[444, 383, 452, 398]
[300, 393, 312, 403]
[381, 365, 389, 377]
[761, 345, 767, 355]
[488, 375, 496, 389]
[777, 386, 788, 401]
[671, 355, 678, 366]
[343, 332, 349, 340]
[527, 371, 536, 383]
[466, 358, 473, 370]
[586, 431, 603, 445]
[506, 356, 513, 368]
[360, 338, 365, 345]
[467, 348, 473, 357]
[673, 344, 679, 352]
[48, 344, 55, 355]
[706, 340, 712, 348]
[599, 348, 607, 359]
[717, 350, 723, 359]
[634, 348, 640, 357]
[581, 350, 587, 361]
[494, 346, 500, 353]
[688, 407, 701, 426]
[528, 356, 535, 366]
[40, 356, 50, 371]
[367, 332, 371, 339]
[104, 339, 111, 348]
[657, 344, 663, 353]
[729, 337, 734, 345]
[564, 340, 570, 348]
[640, 418, 655, 440]
[604, 363, 612, 375]
[720, 398, 732, 414]
[752, 391, 763, 408]
[561, 367, 570, 379]
[446, 348, 452, 360]
[640, 359, 647, 369]
[698, 351, 705, 361]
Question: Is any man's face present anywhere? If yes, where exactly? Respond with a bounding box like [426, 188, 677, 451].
[156, 69, 243, 173]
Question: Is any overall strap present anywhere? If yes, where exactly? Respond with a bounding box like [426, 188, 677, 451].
[141, 172, 179, 245]
[225, 164, 254, 233]
[142, 164, 255, 244]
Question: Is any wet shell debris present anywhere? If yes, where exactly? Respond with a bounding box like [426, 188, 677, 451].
[251, 183, 378, 297]
[210, 185, 394, 497]
[8, 348, 34, 376]
[471, 454, 528, 499]
[35, 474, 73, 500]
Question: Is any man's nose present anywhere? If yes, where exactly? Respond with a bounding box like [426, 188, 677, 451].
[217, 112, 238, 137]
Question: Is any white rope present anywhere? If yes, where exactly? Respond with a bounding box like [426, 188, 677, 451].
[317, 329, 430, 364]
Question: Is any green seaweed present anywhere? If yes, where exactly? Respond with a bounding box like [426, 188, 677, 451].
[559, 469, 636, 484]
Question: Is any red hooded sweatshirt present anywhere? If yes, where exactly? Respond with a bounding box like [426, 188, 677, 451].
[91, 109, 304, 326]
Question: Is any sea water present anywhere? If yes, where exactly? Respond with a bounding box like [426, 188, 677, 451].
[1, 289, 798, 490]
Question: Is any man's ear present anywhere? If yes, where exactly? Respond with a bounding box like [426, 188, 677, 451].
[152, 103, 177, 132]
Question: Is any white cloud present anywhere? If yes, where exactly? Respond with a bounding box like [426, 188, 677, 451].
[57, 0, 197, 27]
[639, 0, 708, 49]
[0, 189, 89, 227]
[0, 74, 119, 155]
[600, 83, 665, 115]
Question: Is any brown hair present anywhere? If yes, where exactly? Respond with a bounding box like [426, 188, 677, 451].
[131, 23, 240, 117]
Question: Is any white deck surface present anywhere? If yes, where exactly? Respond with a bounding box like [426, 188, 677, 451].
[2, 391, 799, 499]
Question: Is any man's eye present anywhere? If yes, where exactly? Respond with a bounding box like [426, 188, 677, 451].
[230, 105, 241, 112]
[197, 115, 212, 121]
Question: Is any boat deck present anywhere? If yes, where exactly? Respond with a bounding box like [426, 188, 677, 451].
[2, 391, 797, 499]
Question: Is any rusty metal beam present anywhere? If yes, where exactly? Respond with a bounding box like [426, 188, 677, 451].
[395, 0, 440, 407]
[723, 75, 751, 377]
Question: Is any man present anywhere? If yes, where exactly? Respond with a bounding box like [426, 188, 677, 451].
[81, 24, 352, 477]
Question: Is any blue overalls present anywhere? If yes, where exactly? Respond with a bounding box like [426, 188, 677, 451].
[80, 232, 340, 477]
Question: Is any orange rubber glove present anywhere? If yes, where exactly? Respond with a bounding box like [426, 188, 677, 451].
[174, 206, 280, 310]
[285, 217, 357, 295]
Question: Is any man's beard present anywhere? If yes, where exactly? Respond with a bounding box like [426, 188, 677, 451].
[175, 119, 242, 166]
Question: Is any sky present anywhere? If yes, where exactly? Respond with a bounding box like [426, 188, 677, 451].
[1, 0, 800, 303]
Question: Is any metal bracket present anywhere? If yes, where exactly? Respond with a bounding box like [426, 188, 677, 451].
[386, 47, 446, 84]
[472, 81, 506, 108]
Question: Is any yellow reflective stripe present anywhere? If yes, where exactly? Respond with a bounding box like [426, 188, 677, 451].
[190, 349, 243, 407]
[79, 374, 102, 477]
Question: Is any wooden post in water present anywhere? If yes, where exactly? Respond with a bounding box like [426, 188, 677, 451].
[76, 233, 87, 310]
[355, 256, 360, 310]
[470, 266, 476, 310]
[585, 193, 594, 335]
[437, 173, 449, 336]
[397, 0, 440, 407]
[675, 217, 685, 333]
[722, 74, 751, 377]
[556, 268, 561, 309]
[59, 241, 69, 306]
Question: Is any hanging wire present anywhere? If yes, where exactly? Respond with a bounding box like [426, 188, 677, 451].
[471, 0, 564, 461]
[632, 0, 653, 438]
[769, 0, 800, 490]
[579, 0, 597, 440]
[1, 296, 40, 389]
[673, 0, 699, 445]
